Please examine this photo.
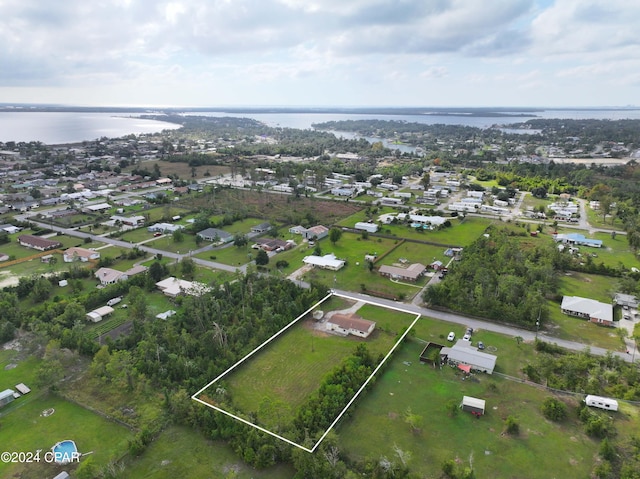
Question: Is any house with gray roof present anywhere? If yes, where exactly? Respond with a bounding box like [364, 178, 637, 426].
[197, 228, 233, 243]
[561, 295, 614, 327]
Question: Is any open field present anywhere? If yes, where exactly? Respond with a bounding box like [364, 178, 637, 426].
[221, 302, 416, 435]
[123, 425, 295, 479]
[337, 338, 639, 479]
[380, 215, 494, 246]
[185, 189, 363, 227]
[585, 204, 625, 230]
[196, 242, 254, 267]
[558, 270, 619, 303]
[0, 393, 132, 479]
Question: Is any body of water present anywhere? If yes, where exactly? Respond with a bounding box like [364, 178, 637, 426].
[184, 108, 640, 130]
[1, 108, 640, 145]
[0, 112, 181, 144]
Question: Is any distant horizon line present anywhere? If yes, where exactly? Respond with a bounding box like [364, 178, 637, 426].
[0, 103, 638, 112]
[1, 104, 639, 118]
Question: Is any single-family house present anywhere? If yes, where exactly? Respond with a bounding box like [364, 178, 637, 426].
[0, 224, 21, 234]
[111, 215, 145, 227]
[197, 228, 233, 243]
[561, 296, 614, 326]
[326, 313, 376, 338]
[95, 267, 129, 285]
[251, 222, 272, 233]
[289, 225, 306, 235]
[148, 223, 184, 234]
[302, 225, 329, 241]
[83, 202, 111, 213]
[17, 234, 62, 251]
[302, 253, 345, 271]
[253, 238, 294, 252]
[440, 340, 497, 374]
[156, 277, 212, 297]
[554, 233, 603, 248]
[378, 263, 426, 282]
[614, 293, 638, 309]
[63, 247, 100, 263]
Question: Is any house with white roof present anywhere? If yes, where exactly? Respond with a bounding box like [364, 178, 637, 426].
[302, 253, 345, 271]
[561, 296, 614, 326]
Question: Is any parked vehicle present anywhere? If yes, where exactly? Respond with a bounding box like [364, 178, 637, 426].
[447, 331, 455, 341]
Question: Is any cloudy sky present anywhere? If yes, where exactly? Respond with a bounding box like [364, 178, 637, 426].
[1, 0, 639, 107]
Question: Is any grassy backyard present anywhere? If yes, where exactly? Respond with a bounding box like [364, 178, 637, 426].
[337, 338, 637, 479]
[221, 302, 416, 435]
[122, 426, 295, 479]
[0, 393, 133, 479]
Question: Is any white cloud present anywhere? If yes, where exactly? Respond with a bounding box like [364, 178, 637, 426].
[0, 0, 638, 106]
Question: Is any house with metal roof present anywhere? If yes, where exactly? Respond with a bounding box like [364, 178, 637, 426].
[553, 233, 603, 248]
[614, 293, 638, 309]
[197, 228, 233, 243]
[0, 389, 16, 408]
[561, 295, 614, 326]
[86, 306, 114, 323]
[302, 253, 345, 271]
[440, 340, 497, 374]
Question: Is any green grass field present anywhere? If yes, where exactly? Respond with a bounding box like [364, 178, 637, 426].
[222, 302, 416, 435]
[380, 216, 495, 246]
[0, 393, 132, 479]
[196, 243, 255, 267]
[123, 425, 295, 479]
[337, 339, 622, 479]
[299, 234, 419, 297]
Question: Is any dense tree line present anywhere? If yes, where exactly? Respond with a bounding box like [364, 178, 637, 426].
[423, 226, 558, 327]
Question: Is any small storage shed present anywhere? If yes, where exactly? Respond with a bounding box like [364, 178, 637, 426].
[585, 395, 618, 412]
[461, 396, 485, 415]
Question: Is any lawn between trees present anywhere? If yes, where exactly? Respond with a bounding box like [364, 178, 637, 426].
[194, 296, 418, 449]
[337, 338, 640, 479]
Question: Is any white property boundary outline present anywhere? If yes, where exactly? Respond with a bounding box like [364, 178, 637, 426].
[192, 291, 421, 453]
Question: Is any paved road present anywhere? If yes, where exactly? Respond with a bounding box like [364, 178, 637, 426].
[331, 289, 637, 363]
[21, 210, 636, 363]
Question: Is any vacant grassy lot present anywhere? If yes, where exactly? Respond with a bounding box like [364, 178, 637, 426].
[196, 243, 254, 267]
[223, 303, 416, 434]
[380, 215, 494, 246]
[558, 271, 618, 303]
[0, 393, 132, 479]
[123, 425, 295, 479]
[337, 339, 622, 479]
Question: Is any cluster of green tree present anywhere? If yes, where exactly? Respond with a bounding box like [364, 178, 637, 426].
[523, 343, 640, 400]
[292, 344, 378, 443]
[515, 118, 640, 149]
[112, 275, 326, 391]
[423, 226, 556, 328]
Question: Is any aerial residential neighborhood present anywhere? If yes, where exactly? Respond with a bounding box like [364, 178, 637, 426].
[1, 110, 640, 479]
